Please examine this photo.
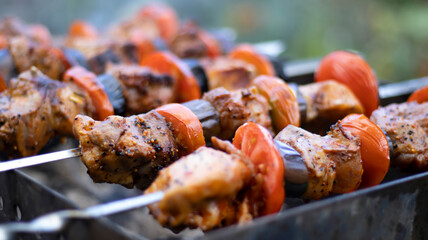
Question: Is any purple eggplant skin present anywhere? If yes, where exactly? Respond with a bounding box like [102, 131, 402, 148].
[274, 140, 308, 197]
[0, 48, 18, 85]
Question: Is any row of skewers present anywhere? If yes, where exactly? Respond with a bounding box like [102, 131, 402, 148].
[0, 2, 428, 235]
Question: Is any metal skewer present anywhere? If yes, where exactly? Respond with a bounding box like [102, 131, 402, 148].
[0, 148, 81, 172]
[0, 191, 165, 239]
[0, 74, 426, 173]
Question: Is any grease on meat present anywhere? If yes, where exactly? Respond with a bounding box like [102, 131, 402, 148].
[201, 57, 255, 91]
[107, 65, 175, 115]
[275, 123, 362, 199]
[73, 111, 179, 190]
[8, 36, 69, 79]
[371, 102, 428, 171]
[0, 67, 93, 157]
[299, 81, 364, 133]
[145, 139, 264, 231]
[203, 87, 272, 139]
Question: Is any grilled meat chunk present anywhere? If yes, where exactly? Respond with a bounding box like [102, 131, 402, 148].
[73, 111, 179, 190]
[299, 81, 364, 133]
[0, 67, 93, 157]
[169, 22, 208, 59]
[275, 124, 362, 199]
[8, 36, 69, 79]
[371, 102, 428, 171]
[145, 141, 264, 231]
[106, 65, 175, 115]
[201, 57, 255, 91]
[0, 17, 51, 45]
[203, 87, 272, 139]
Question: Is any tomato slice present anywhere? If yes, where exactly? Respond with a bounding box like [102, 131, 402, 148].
[340, 114, 390, 188]
[315, 51, 379, 116]
[140, 51, 201, 102]
[129, 29, 157, 61]
[156, 103, 205, 155]
[408, 85, 428, 104]
[229, 44, 275, 76]
[68, 20, 98, 39]
[233, 122, 284, 215]
[0, 34, 6, 49]
[138, 3, 178, 41]
[253, 75, 300, 132]
[0, 73, 6, 92]
[64, 66, 113, 120]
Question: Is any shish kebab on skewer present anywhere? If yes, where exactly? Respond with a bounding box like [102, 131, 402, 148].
[0, 47, 376, 158]
[0, 45, 426, 181]
[1, 69, 424, 189]
[0, 54, 426, 232]
[3, 97, 428, 235]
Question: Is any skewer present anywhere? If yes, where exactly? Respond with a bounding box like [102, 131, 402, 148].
[0, 191, 164, 238]
[0, 148, 81, 172]
[0, 75, 426, 173]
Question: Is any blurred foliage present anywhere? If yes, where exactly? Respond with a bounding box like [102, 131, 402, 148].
[0, 0, 427, 81]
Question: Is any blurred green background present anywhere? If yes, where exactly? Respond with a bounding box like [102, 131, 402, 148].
[1, 0, 427, 81]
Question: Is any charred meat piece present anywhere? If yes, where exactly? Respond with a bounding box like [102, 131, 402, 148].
[299, 81, 364, 134]
[73, 111, 179, 190]
[8, 36, 69, 79]
[106, 65, 175, 115]
[201, 57, 255, 91]
[145, 140, 264, 231]
[371, 102, 428, 171]
[0, 67, 93, 158]
[66, 37, 142, 74]
[275, 124, 362, 199]
[203, 87, 272, 139]
[169, 22, 212, 59]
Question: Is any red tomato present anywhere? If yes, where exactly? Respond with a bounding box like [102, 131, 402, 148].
[138, 3, 178, 41]
[68, 20, 98, 39]
[0, 34, 6, 49]
[129, 29, 157, 61]
[156, 103, 205, 155]
[64, 66, 113, 120]
[0, 73, 6, 92]
[140, 51, 201, 102]
[229, 44, 275, 76]
[253, 75, 300, 132]
[408, 85, 428, 104]
[233, 122, 285, 215]
[340, 114, 390, 188]
[316, 51, 379, 116]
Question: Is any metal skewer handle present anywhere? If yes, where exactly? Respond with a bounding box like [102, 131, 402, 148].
[0, 191, 164, 239]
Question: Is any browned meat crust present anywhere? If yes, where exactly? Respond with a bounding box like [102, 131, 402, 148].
[299, 80, 364, 134]
[145, 142, 264, 231]
[203, 87, 272, 139]
[0, 67, 93, 157]
[106, 65, 175, 115]
[168, 22, 208, 59]
[371, 102, 428, 171]
[73, 111, 179, 190]
[201, 57, 255, 91]
[275, 124, 362, 199]
[8, 36, 69, 79]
